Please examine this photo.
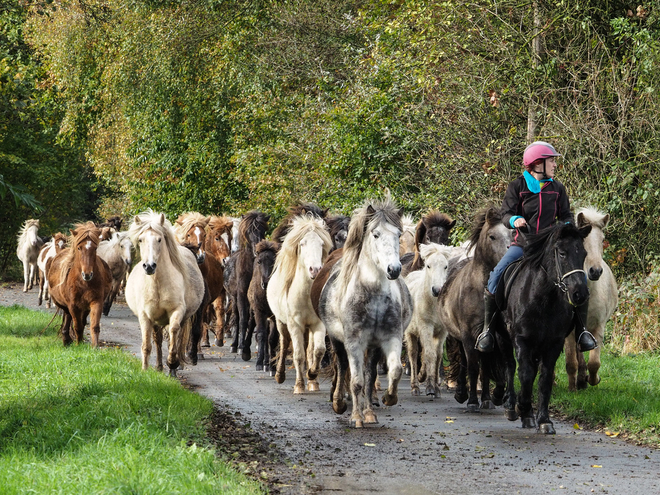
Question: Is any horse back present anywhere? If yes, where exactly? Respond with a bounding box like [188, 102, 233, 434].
[310, 248, 343, 317]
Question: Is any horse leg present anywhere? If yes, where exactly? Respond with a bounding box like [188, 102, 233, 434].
[330, 338, 349, 414]
[71, 310, 86, 345]
[243, 309, 256, 362]
[88, 302, 103, 348]
[382, 337, 404, 407]
[536, 344, 563, 434]
[237, 292, 251, 360]
[274, 321, 290, 384]
[587, 326, 602, 387]
[420, 328, 438, 397]
[38, 269, 45, 306]
[23, 261, 30, 292]
[426, 334, 444, 397]
[564, 331, 579, 392]
[289, 323, 306, 394]
[255, 311, 266, 371]
[346, 344, 366, 428]
[166, 311, 185, 376]
[515, 348, 537, 429]
[189, 296, 206, 366]
[267, 318, 278, 376]
[212, 295, 225, 347]
[306, 322, 326, 383]
[363, 348, 381, 424]
[154, 325, 164, 372]
[138, 315, 155, 370]
[60, 310, 73, 346]
[229, 297, 239, 353]
[406, 333, 421, 396]
[465, 347, 482, 412]
[499, 337, 518, 419]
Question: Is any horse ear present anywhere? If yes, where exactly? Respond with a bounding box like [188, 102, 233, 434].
[367, 205, 376, 215]
[70, 228, 77, 237]
[485, 207, 497, 224]
[602, 213, 610, 229]
[134, 215, 141, 226]
[159, 214, 165, 226]
[576, 212, 588, 229]
[397, 207, 405, 218]
[448, 220, 457, 229]
[175, 215, 184, 225]
[578, 225, 592, 239]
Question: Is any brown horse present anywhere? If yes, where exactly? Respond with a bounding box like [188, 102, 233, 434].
[206, 216, 234, 263]
[47, 222, 112, 347]
[402, 211, 456, 275]
[175, 212, 226, 347]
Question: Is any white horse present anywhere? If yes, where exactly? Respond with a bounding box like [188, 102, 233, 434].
[403, 243, 455, 397]
[126, 211, 205, 377]
[97, 231, 133, 316]
[16, 219, 43, 292]
[564, 207, 618, 391]
[37, 232, 67, 308]
[267, 214, 333, 394]
[317, 198, 413, 428]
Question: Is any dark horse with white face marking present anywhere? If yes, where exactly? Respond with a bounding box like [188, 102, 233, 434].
[495, 222, 592, 434]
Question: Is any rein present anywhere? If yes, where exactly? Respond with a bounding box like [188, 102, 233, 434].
[544, 248, 587, 307]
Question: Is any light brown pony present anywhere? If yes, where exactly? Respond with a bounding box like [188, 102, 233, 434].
[176, 212, 226, 347]
[206, 216, 234, 262]
[47, 222, 112, 347]
[37, 232, 67, 308]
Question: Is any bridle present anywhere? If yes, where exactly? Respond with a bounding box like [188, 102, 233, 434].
[548, 248, 588, 307]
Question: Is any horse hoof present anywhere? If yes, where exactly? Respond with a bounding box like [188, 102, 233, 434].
[333, 401, 348, 415]
[364, 411, 378, 424]
[294, 384, 305, 394]
[382, 393, 398, 407]
[521, 417, 536, 429]
[466, 403, 481, 413]
[269, 370, 276, 377]
[241, 351, 251, 361]
[589, 375, 601, 387]
[480, 400, 495, 410]
[577, 379, 588, 390]
[454, 391, 468, 404]
[168, 369, 178, 378]
[504, 408, 518, 421]
[539, 423, 556, 435]
[425, 386, 437, 397]
[350, 419, 364, 429]
[411, 387, 420, 396]
[230, 346, 238, 354]
[307, 381, 320, 392]
[201, 341, 210, 348]
[256, 364, 264, 372]
[214, 339, 224, 347]
[275, 372, 285, 384]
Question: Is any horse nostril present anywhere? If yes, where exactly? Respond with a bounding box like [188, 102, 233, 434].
[432, 287, 440, 297]
[588, 266, 603, 281]
[387, 264, 401, 280]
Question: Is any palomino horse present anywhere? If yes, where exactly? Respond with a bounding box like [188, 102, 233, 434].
[248, 240, 280, 373]
[399, 213, 416, 257]
[267, 215, 333, 393]
[37, 232, 67, 308]
[97, 231, 133, 316]
[403, 243, 455, 397]
[17, 219, 44, 292]
[230, 211, 269, 359]
[564, 207, 618, 391]
[125, 211, 205, 376]
[47, 222, 112, 347]
[495, 223, 592, 433]
[176, 212, 226, 347]
[317, 198, 413, 427]
[437, 207, 511, 412]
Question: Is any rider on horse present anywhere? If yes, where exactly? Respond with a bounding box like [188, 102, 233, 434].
[475, 141, 598, 353]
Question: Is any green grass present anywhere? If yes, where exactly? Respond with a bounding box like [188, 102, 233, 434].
[0, 305, 263, 494]
[552, 349, 660, 446]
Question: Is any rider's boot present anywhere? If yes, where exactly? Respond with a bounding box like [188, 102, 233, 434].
[574, 302, 597, 352]
[475, 289, 497, 353]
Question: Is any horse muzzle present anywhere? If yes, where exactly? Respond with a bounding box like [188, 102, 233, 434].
[81, 271, 94, 282]
[387, 263, 402, 280]
[588, 265, 603, 281]
[196, 252, 206, 264]
[431, 286, 441, 298]
[308, 266, 321, 280]
[143, 262, 157, 275]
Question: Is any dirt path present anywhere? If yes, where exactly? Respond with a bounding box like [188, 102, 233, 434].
[1, 283, 658, 494]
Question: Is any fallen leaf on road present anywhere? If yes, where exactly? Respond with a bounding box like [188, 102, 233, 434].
[591, 465, 602, 468]
[605, 431, 620, 437]
[364, 443, 376, 447]
[573, 423, 582, 430]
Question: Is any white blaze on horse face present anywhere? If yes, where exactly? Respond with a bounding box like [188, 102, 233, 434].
[221, 232, 229, 247]
[367, 222, 402, 280]
[193, 226, 203, 246]
[299, 231, 325, 280]
[28, 226, 39, 246]
[57, 239, 65, 249]
[140, 229, 162, 275]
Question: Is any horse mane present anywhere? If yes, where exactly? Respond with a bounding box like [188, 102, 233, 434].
[208, 215, 234, 234]
[129, 210, 188, 276]
[338, 197, 403, 295]
[274, 214, 332, 294]
[576, 206, 609, 229]
[271, 202, 328, 242]
[17, 219, 40, 247]
[325, 214, 350, 238]
[411, 210, 455, 269]
[174, 212, 209, 243]
[523, 223, 580, 268]
[58, 221, 101, 284]
[402, 214, 416, 235]
[239, 210, 270, 249]
[418, 242, 456, 262]
[467, 206, 501, 252]
[255, 239, 280, 256]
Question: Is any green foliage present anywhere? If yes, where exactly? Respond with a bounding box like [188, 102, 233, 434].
[0, 305, 262, 494]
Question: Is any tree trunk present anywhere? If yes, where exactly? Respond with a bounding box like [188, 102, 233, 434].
[527, 0, 542, 143]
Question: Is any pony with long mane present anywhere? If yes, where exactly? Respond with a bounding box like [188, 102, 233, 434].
[47, 222, 112, 346]
[402, 211, 456, 276]
[229, 211, 269, 359]
[96, 231, 133, 316]
[17, 219, 44, 292]
[316, 197, 413, 427]
[399, 213, 417, 257]
[37, 232, 67, 308]
[403, 242, 455, 397]
[495, 222, 592, 433]
[125, 211, 205, 376]
[267, 214, 333, 393]
[271, 202, 328, 243]
[437, 206, 511, 411]
[564, 207, 618, 391]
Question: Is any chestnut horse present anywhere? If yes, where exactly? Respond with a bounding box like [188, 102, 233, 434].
[47, 222, 112, 347]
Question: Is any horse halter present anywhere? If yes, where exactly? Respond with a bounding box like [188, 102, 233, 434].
[550, 248, 588, 306]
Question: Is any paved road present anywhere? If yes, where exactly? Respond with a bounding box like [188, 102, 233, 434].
[1, 283, 658, 494]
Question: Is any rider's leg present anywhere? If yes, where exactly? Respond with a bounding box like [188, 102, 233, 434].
[574, 301, 597, 352]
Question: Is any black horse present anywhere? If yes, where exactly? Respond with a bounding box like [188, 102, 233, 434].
[247, 240, 280, 373]
[495, 222, 592, 434]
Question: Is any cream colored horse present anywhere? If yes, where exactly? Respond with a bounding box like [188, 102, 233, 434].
[564, 207, 618, 391]
[399, 213, 416, 257]
[126, 211, 205, 376]
[17, 219, 43, 292]
[267, 214, 332, 394]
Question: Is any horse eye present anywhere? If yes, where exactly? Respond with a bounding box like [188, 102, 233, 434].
[559, 251, 566, 258]
[426, 265, 431, 269]
[373, 232, 380, 239]
[158, 239, 162, 243]
[257, 260, 262, 264]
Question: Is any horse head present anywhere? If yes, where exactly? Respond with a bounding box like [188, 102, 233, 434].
[577, 208, 610, 281]
[70, 222, 101, 282]
[418, 243, 453, 297]
[99, 226, 114, 242]
[239, 211, 269, 254]
[472, 207, 510, 269]
[399, 214, 417, 257]
[254, 240, 279, 290]
[325, 214, 350, 251]
[282, 215, 331, 280]
[53, 233, 67, 252]
[416, 211, 456, 247]
[118, 232, 134, 267]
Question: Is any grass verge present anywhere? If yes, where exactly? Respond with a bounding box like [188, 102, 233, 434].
[552, 348, 660, 447]
[0, 305, 264, 494]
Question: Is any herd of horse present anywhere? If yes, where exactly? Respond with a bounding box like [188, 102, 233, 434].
[15, 199, 617, 433]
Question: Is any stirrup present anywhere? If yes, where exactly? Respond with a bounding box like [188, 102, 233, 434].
[475, 332, 495, 353]
[577, 331, 598, 352]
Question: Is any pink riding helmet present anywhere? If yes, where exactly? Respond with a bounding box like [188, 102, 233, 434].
[523, 141, 562, 168]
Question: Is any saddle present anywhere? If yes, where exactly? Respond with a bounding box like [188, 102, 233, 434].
[495, 258, 525, 311]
